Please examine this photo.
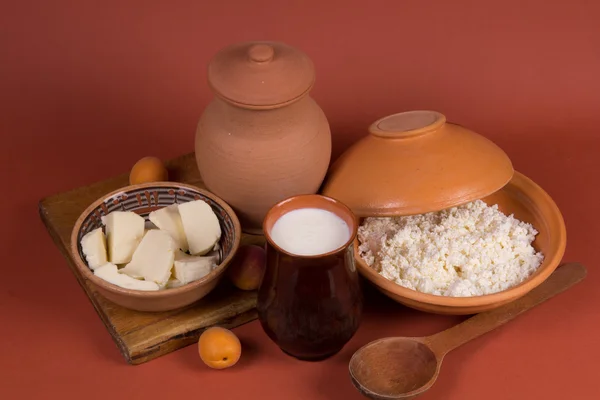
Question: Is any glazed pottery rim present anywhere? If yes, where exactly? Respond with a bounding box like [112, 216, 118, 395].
[70, 181, 242, 298]
[263, 194, 359, 259]
[352, 171, 567, 308]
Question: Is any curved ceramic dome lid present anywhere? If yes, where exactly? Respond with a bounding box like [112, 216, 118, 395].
[207, 41, 315, 109]
[321, 111, 515, 217]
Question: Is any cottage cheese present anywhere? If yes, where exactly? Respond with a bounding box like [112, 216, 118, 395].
[357, 200, 544, 297]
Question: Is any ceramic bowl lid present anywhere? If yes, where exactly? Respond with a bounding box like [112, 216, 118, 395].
[321, 111, 514, 217]
[207, 41, 315, 109]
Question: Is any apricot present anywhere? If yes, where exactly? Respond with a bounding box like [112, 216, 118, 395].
[227, 244, 267, 291]
[198, 327, 241, 369]
[129, 156, 168, 185]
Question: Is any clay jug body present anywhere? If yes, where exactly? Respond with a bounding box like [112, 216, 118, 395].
[195, 41, 332, 233]
[257, 194, 363, 361]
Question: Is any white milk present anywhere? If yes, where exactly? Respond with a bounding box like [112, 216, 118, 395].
[270, 208, 351, 256]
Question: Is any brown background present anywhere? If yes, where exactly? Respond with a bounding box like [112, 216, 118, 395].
[2, 1, 599, 399]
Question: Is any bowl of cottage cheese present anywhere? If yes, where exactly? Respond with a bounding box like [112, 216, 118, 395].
[353, 171, 566, 315]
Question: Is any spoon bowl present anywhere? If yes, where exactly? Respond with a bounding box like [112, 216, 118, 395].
[349, 337, 440, 399]
[349, 263, 586, 399]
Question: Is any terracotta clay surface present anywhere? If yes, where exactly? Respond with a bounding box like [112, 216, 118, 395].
[321, 111, 514, 217]
[70, 182, 242, 312]
[353, 171, 567, 314]
[4, 1, 600, 399]
[208, 41, 315, 108]
[258, 195, 362, 360]
[350, 263, 586, 399]
[196, 41, 331, 233]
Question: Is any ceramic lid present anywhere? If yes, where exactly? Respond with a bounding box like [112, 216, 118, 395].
[207, 41, 315, 109]
[321, 111, 514, 217]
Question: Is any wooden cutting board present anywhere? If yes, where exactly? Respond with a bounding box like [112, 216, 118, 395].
[39, 153, 264, 365]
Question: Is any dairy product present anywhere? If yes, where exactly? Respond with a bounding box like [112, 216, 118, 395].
[84, 200, 224, 291]
[270, 208, 351, 256]
[120, 229, 176, 286]
[149, 204, 189, 251]
[178, 200, 222, 255]
[80, 227, 107, 269]
[358, 200, 544, 297]
[94, 263, 160, 291]
[101, 211, 145, 264]
[174, 255, 218, 284]
[166, 279, 184, 289]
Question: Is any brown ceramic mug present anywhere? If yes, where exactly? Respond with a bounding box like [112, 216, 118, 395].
[257, 194, 362, 361]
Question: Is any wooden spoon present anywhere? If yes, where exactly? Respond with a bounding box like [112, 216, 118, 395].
[349, 263, 587, 400]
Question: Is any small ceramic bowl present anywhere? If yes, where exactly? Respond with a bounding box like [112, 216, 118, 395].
[353, 171, 567, 315]
[70, 182, 242, 312]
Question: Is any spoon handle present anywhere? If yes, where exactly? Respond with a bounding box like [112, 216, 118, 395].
[426, 262, 586, 356]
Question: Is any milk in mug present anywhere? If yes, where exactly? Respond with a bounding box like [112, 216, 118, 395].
[269, 208, 351, 256]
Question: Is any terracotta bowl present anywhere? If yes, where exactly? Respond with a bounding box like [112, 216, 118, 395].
[70, 182, 242, 312]
[353, 171, 567, 315]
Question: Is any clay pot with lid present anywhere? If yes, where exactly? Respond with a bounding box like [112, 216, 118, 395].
[195, 41, 331, 234]
[321, 110, 566, 315]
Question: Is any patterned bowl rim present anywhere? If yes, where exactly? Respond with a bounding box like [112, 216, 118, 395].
[70, 181, 242, 298]
[352, 170, 567, 308]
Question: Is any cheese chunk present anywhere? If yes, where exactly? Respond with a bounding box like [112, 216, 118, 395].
[120, 229, 176, 285]
[166, 278, 184, 289]
[173, 255, 218, 284]
[80, 227, 108, 270]
[94, 263, 159, 291]
[175, 250, 192, 260]
[101, 211, 145, 264]
[149, 204, 189, 252]
[178, 200, 222, 255]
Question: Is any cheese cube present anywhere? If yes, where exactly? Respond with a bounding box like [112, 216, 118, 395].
[94, 263, 159, 291]
[175, 250, 192, 260]
[178, 200, 222, 255]
[173, 255, 218, 284]
[80, 227, 108, 270]
[101, 211, 145, 264]
[120, 229, 176, 286]
[166, 279, 184, 289]
[149, 204, 189, 252]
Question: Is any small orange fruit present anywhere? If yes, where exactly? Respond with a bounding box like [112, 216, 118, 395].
[227, 244, 267, 291]
[198, 327, 242, 369]
[129, 156, 168, 185]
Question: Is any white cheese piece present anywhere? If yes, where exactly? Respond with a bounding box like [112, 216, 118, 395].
[175, 250, 192, 260]
[149, 204, 189, 252]
[173, 255, 218, 284]
[166, 279, 185, 289]
[178, 200, 222, 255]
[156, 280, 168, 290]
[94, 263, 159, 291]
[206, 248, 220, 260]
[120, 229, 176, 286]
[101, 211, 145, 264]
[80, 227, 108, 270]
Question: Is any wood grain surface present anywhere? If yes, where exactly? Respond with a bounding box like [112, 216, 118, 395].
[38, 153, 265, 365]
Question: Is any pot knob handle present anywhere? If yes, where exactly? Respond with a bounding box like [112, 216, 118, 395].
[248, 44, 275, 63]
